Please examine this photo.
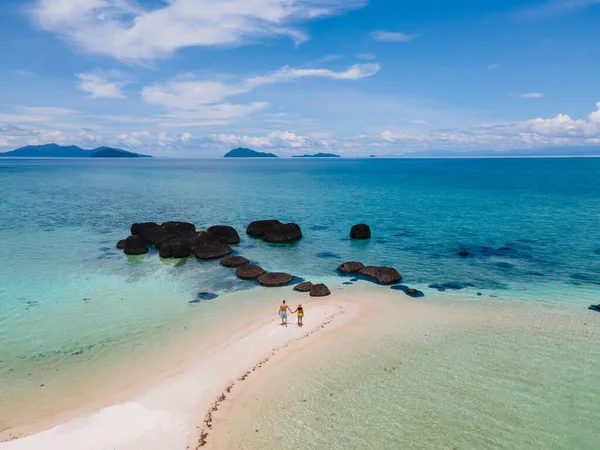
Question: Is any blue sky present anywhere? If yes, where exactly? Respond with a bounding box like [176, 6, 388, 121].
[1, 0, 600, 156]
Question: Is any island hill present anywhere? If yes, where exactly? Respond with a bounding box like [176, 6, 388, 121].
[223, 147, 340, 158]
[0, 143, 151, 158]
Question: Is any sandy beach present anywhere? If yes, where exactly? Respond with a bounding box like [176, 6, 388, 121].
[0, 291, 367, 450]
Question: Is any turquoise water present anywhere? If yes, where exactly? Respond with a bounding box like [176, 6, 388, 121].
[1, 158, 599, 435]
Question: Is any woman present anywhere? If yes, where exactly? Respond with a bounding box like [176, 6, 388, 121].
[293, 304, 304, 327]
[279, 300, 293, 327]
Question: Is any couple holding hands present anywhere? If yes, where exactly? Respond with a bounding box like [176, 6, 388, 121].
[278, 300, 304, 327]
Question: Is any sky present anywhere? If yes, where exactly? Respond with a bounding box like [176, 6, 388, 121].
[1, 0, 600, 157]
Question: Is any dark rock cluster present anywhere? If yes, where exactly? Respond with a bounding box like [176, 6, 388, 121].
[117, 222, 239, 260]
[246, 220, 302, 243]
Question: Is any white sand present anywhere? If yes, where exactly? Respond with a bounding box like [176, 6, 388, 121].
[0, 298, 356, 450]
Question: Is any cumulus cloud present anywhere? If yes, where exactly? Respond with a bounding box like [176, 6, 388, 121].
[3, 102, 600, 156]
[76, 70, 129, 99]
[31, 0, 367, 61]
[370, 31, 419, 42]
[375, 101, 600, 151]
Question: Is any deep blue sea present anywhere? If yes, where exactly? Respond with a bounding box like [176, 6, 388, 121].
[1, 158, 599, 444]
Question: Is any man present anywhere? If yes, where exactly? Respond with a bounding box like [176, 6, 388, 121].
[279, 300, 293, 327]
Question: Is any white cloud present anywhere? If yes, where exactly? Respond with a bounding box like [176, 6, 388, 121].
[3, 102, 600, 156]
[246, 63, 380, 87]
[370, 31, 419, 43]
[0, 106, 77, 123]
[519, 93, 544, 99]
[31, 0, 367, 61]
[410, 120, 428, 125]
[142, 63, 379, 125]
[76, 70, 128, 99]
[487, 63, 499, 70]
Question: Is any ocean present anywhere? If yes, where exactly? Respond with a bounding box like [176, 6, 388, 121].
[1, 157, 599, 446]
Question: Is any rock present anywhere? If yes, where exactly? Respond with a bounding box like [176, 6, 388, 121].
[458, 251, 470, 257]
[131, 222, 160, 241]
[152, 222, 197, 248]
[208, 225, 241, 245]
[122, 235, 148, 255]
[192, 231, 233, 260]
[116, 239, 126, 249]
[406, 288, 419, 295]
[258, 272, 294, 286]
[220, 255, 249, 267]
[310, 284, 331, 297]
[350, 224, 371, 239]
[263, 223, 302, 243]
[159, 234, 195, 258]
[236, 264, 265, 280]
[359, 266, 402, 285]
[246, 220, 281, 237]
[337, 262, 365, 273]
[294, 281, 314, 292]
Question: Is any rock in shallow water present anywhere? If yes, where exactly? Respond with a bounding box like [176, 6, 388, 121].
[258, 272, 293, 286]
[220, 255, 249, 267]
[294, 281, 314, 292]
[310, 284, 331, 297]
[192, 231, 233, 260]
[208, 225, 240, 245]
[159, 234, 196, 258]
[359, 266, 402, 285]
[122, 235, 148, 255]
[236, 264, 265, 280]
[350, 224, 371, 239]
[264, 223, 302, 243]
[337, 262, 365, 273]
[246, 220, 281, 237]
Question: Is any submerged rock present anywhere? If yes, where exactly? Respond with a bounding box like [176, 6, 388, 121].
[310, 284, 331, 297]
[337, 262, 365, 273]
[263, 223, 302, 243]
[458, 251, 470, 257]
[122, 235, 148, 255]
[258, 272, 293, 286]
[236, 264, 265, 280]
[359, 266, 402, 285]
[350, 224, 371, 239]
[192, 231, 233, 260]
[220, 255, 249, 267]
[294, 281, 314, 292]
[391, 285, 424, 297]
[208, 225, 240, 245]
[246, 220, 281, 237]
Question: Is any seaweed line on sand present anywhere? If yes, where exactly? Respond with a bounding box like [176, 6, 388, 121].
[195, 305, 346, 448]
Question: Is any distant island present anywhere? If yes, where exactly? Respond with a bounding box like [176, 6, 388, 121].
[223, 148, 278, 158]
[292, 153, 341, 158]
[0, 143, 151, 158]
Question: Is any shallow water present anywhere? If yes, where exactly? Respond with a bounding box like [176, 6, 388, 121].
[1, 158, 599, 438]
[219, 295, 600, 449]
